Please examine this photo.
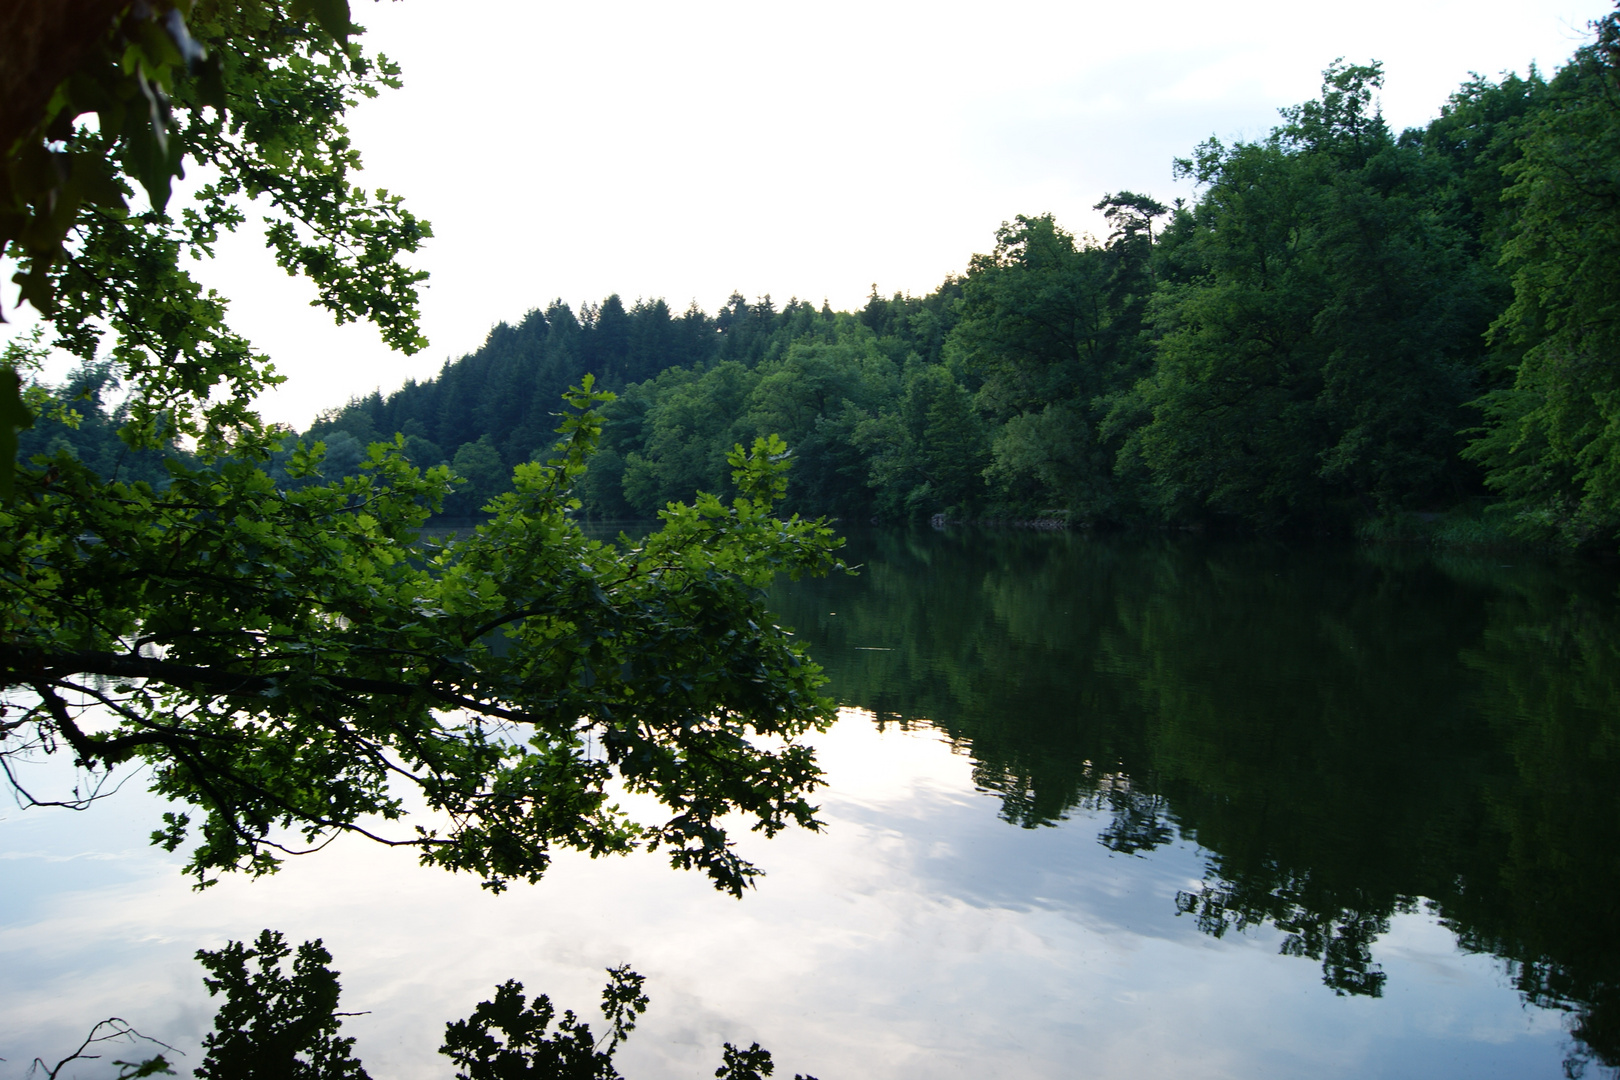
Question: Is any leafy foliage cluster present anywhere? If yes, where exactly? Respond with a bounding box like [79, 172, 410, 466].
[3, 0, 429, 467]
[2, 0, 846, 898]
[273, 17, 1620, 549]
[4, 398, 842, 893]
[1461, 11, 1620, 547]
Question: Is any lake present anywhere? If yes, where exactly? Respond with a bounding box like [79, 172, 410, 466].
[3, 527, 1617, 1078]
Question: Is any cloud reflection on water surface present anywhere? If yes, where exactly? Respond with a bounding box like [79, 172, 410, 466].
[0, 711, 1567, 1079]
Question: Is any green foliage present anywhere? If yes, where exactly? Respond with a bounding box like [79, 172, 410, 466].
[1, 0, 851, 903]
[447, 434, 511, 517]
[2, 0, 430, 470]
[622, 361, 757, 513]
[1463, 11, 1620, 548]
[195, 930, 370, 1080]
[1354, 505, 1523, 550]
[955, 212, 1155, 422]
[401, 432, 446, 470]
[3, 2, 216, 318]
[714, 1042, 788, 1080]
[1123, 61, 1491, 528]
[13, 354, 186, 486]
[735, 339, 899, 514]
[360, 34, 1613, 538]
[1, 329, 46, 497]
[338, 292, 972, 523]
[853, 363, 988, 519]
[14, 2, 1620, 550]
[946, 211, 1159, 519]
[339, 78, 1541, 533]
[1421, 70, 1547, 293]
[984, 404, 1092, 517]
[2, 385, 845, 895]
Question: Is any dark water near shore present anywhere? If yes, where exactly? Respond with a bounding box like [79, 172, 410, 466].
[2, 527, 1618, 1078]
[767, 527, 1620, 1077]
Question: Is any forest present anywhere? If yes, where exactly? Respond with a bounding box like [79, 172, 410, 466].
[21, 30, 1620, 551]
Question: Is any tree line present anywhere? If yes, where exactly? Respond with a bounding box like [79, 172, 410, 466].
[21, 27, 1620, 548]
[174, 29, 1585, 550]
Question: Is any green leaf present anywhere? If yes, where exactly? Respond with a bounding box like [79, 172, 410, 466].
[66, 152, 129, 212]
[0, 367, 36, 500]
[291, 0, 354, 44]
[194, 51, 227, 113]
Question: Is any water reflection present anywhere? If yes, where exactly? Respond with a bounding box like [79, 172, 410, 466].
[1, 530, 1613, 1078]
[771, 529, 1620, 1074]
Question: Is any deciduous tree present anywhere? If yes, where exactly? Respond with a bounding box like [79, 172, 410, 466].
[1, 1, 845, 896]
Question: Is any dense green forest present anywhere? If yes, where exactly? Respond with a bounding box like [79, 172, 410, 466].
[24, 18, 1620, 549]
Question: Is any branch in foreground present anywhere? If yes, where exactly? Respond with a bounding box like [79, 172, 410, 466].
[1, 416, 846, 896]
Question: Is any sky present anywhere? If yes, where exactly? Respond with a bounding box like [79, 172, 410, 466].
[6, 0, 1614, 428]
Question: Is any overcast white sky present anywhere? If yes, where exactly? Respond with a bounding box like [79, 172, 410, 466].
[7, 0, 1613, 428]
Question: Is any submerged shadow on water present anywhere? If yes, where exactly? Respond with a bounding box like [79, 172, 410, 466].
[770, 528, 1620, 1076]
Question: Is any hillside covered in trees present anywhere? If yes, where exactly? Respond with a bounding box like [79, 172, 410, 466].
[25, 18, 1620, 551]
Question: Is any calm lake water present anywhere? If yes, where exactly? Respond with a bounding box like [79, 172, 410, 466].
[3, 527, 1618, 1078]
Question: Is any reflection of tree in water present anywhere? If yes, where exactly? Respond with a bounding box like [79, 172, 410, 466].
[1175, 877, 1402, 998]
[42, 930, 812, 1080]
[1454, 577, 1620, 1077]
[772, 529, 1620, 1070]
[1094, 778, 1175, 856]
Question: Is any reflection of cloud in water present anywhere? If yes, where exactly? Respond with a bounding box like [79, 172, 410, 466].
[0, 715, 1569, 1079]
[813, 707, 978, 807]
